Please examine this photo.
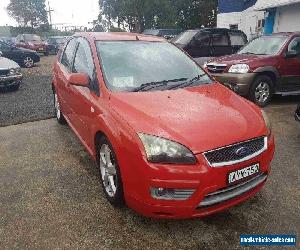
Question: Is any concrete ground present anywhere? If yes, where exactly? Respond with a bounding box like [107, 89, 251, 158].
[0, 101, 299, 249]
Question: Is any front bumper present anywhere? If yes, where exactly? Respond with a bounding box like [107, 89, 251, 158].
[0, 74, 23, 88]
[212, 73, 257, 96]
[123, 135, 275, 219]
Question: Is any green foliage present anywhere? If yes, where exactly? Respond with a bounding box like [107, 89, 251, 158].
[98, 0, 217, 32]
[7, 0, 48, 28]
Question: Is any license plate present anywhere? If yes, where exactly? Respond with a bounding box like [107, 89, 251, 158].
[228, 163, 260, 185]
[38, 48, 43, 51]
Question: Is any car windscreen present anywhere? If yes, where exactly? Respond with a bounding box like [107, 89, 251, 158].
[171, 30, 199, 45]
[24, 34, 42, 42]
[96, 41, 212, 92]
[238, 36, 288, 55]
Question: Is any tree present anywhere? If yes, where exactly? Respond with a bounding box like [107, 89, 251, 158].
[98, 0, 217, 32]
[7, 0, 48, 28]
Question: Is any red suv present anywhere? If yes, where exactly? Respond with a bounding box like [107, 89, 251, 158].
[16, 34, 49, 56]
[205, 33, 300, 106]
[52, 33, 274, 219]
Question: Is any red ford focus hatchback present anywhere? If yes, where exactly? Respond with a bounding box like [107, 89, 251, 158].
[52, 32, 275, 219]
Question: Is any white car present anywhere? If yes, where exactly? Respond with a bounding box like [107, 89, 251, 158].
[0, 51, 22, 90]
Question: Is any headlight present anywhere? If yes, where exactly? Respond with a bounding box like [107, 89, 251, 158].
[138, 133, 196, 164]
[9, 68, 21, 75]
[228, 64, 250, 74]
[261, 110, 272, 136]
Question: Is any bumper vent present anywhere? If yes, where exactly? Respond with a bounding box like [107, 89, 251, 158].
[198, 173, 267, 207]
[203, 137, 267, 167]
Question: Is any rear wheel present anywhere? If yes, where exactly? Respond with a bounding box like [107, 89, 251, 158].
[53, 89, 66, 124]
[249, 75, 274, 107]
[97, 136, 124, 207]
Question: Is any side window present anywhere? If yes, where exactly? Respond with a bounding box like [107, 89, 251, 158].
[61, 38, 77, 70]
[229, 32, 247, 46]
[195, 32, 211, 46]
[73, 37, 99, 94]
[288, 37, 300, 55]
[212, 33, 229, 46]
[73, 38, 94, 79]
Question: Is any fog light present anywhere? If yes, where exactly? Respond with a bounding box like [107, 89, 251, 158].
[150, 187, 195, 200]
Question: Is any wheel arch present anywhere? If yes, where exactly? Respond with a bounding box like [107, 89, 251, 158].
[253, 67, 279, 85]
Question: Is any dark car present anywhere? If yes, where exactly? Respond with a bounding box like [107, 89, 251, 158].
[296, 105, 300, 121]
[142, 29, 183, 40]
[172, 28, 247, 60]
[0, 40, 40, 68]
[0, 51, 23, 91]
[0, 37, 16, 46]
[205, 32, 300, 107]
[46, 36, 67, 54]
[16, 34, 49, 56]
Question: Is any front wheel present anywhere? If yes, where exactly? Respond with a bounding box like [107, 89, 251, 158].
[249, 75, 274, 107]
[22, 56, 35, 68]
[53, 90, 66, 124]
[97, 136, 124, 207]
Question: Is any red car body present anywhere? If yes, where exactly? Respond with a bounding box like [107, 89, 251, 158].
[16, 34, 49, 55]
[52, 33, 275, 219]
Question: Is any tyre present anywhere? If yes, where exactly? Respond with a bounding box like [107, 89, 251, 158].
[249, 75, 274, 107]
[53, 89, 66, 124]
[97, 136, 124, 207]
[22, 56, 34, 68]
[9, 83, 20, 91]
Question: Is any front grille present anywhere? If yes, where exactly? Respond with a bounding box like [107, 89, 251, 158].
[203, 137, 267, 167]
[198, 173, 267, 207]
[0, 69, 9, 76]
[206, 63, 227, 74]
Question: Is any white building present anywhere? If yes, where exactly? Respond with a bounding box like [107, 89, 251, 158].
[217, 0, 300, 40]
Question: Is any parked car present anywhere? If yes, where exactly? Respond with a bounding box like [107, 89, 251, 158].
[0, 51, 22, 90]
[204, 32, 300, 107]
[295, 104, 300, 121]
[16, 34, 49, 56]
[0, 37, 16, 46]
[0, 40, 40, 68]
[46, 36, 67, 54]
[143, 29, 183, 40]
[52, 32, 274, 219]
[172, 28, 247, 61]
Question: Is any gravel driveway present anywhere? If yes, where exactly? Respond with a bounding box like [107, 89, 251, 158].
[0, 56, 56, 127]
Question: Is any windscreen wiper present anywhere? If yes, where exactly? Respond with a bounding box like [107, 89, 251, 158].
[167, 74, 207, 90]
[133, 78, 188, 92]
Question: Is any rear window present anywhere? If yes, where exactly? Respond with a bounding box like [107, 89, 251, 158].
[172, 30, 199, 45]
[229, 32, 247, 46]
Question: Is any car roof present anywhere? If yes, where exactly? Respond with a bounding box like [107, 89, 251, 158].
[74, 32, 166, 42]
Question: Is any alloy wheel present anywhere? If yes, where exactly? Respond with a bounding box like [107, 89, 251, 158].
[54, 93, 61, 120]
[255, 82, 270, 104]
[23, 57, 34, 68]
[99, 144, 117, 197]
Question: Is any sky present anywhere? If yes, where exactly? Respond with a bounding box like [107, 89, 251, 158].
[0, 0, 99, 28]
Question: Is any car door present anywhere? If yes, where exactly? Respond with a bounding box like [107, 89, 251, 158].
[211, 31, 231, 57]
[187, 31, 211, 57]
[279, 36, 300, 91]
[68, 37, 99, 149]
[56, 38, 78, 120]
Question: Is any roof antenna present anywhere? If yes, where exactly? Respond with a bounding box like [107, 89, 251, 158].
[136, 35, 140, 41]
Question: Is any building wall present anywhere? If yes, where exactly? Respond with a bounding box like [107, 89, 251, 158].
[273, 3, 300, 32]
[217, 7, 265, 39]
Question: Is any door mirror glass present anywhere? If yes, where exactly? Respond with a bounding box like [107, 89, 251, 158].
[68, 73, 90, 87]
[285, 50, 298, 58]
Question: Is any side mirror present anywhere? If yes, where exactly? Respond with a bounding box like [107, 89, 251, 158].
[285, 50, 299, 58]
[68, 73, 90, 87]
